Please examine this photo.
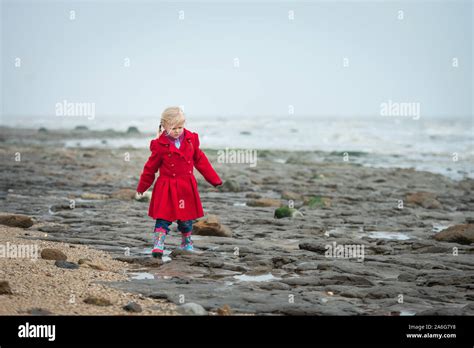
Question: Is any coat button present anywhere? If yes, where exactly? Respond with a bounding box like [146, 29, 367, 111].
[187, 160, 190, 164]
[171, 163, 174, 167]
[168, 153, 171, 157]
[189, 170, 192, 174]
[172, 173, 176, 177]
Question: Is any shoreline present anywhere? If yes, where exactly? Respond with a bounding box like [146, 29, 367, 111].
[1, 125, 472, 181]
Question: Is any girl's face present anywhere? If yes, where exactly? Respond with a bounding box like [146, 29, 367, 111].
[165, 121, 185, 139]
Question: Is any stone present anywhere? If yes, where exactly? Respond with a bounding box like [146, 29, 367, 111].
[193, 215, 232, 237]
[80, 193, 109, 200]
[299, 242, 327, 254]
[41, 249, 67, 261]
[274, 206, 303, 219]
[126, 126, 140, 134]
[110, 189, 136, 200]
[177, 303, 208, 316]
[78, 258, 92, 264]
[84, 296, 112, 306]
[406, 192, 442, 209]
[54, 260, 79, 270]
[74, 125, 89, 131]
[216, 304, 232, 316]
[433, 224, 474, 245]
[0, 213, 34, 228]
[247, 198, 282, 207]
[123, 301, 142, 313]
[0, 280, 13, 294]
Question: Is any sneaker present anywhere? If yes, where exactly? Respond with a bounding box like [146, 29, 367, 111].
[178, 232, 194, 252]
[152, 227, 167, 257]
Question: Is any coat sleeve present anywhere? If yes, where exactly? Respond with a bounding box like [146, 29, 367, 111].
[193, 132, 223, 187]
[136, 139, 162, 193]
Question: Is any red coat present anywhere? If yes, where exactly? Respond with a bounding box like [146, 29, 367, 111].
[136, 128, 222, 221]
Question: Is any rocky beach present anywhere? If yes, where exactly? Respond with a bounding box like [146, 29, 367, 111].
[1, 126, 473, 315]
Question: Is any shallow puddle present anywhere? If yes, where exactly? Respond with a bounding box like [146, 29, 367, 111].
[233, 273, 281, 282]
[431, 223, 452, 233]
[233, 202, 247, 206]
[366, 231, 412, 240]
[129, 272, 154, 280]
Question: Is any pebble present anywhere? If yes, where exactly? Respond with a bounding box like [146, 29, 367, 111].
[177, 303, 208, 316]
[123, 301, 142, 313]
[54, 260, 80, 270]
[41, 248, 67, 261]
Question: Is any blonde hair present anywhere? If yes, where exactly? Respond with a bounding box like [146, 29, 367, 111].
[157, 106, 186, 138]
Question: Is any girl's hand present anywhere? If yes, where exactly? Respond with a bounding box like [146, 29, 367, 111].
[136, 191, 144, 198]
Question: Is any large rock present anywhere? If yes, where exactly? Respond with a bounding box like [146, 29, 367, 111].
[406, 192, 442, 209]
[41, 248, 67, 261]
[433, 224, 474, 245]
[0, 213, 34, 228]
[193, 215, 232, 237]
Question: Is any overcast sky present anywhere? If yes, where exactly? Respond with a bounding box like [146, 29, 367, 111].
[1, 0, 472, 121]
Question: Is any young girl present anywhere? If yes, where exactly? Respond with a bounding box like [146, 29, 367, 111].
[136, 107, 222, 258]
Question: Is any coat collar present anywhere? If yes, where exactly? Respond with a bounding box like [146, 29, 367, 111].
[157, 127, 193, 145]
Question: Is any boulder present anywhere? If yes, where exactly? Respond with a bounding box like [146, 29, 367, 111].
[193, 215, 232, 237]
[433, 224, 474, 245]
